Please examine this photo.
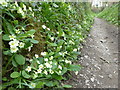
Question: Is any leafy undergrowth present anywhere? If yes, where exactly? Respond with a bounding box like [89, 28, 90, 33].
[97, 3, 119, 26]
[1, 2, 94, 89]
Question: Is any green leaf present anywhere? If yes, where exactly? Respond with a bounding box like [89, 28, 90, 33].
[52, 74, 63, 80]
[45, 81, 54, 87]
[3, 50, 12, 56]
[3, 34, 10, 41]
[68, 65, 81, 71]
[58, 40, 64, 46]
[36, 82, 45, 88]
[15, 54, 25, 65]
[63, 84, 72, 88]
[26, 29, 36, 35]
[13, 20, 18, 25]
[22, 70, 30, 79]
[30, 39, 39, 44]
[12, 59, 18, 67]
[10, 72, 20, 78]
[38, 57, 44, 64]
[49, 43, 57, 47]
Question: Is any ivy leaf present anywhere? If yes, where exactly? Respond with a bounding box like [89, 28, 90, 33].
[3, 34, 10, 41]
[15, 54, 25, 65]
[22, 70, 30, 79]
[10, 72, 20, 78]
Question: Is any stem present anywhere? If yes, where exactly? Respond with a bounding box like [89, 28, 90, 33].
[5, 53, 16, 70]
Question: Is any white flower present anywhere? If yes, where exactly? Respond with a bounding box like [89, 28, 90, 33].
[73, 49, 77, 52]
[30, 59, 33, 62]
[29, 7, 32, 11]
[47, 28, 50, 31]
[35, 54, 39, 58]
[10, 47, 18, 53]
[44, 58, 48, 61]
[23, 4, 26, 11]
[49, 69, 54, 74]
[45, 62, 52, 68]
[49, 56, 53, 60]
[60, 46, 62, 48]
[69, 40, 74, 44]
[58, 71, 62, 74]
[62, 33, 65, 36]
[30, 83, 36, 88]
[15, 1, 18, 7]
[44, 70, 48, 75]
[19, 42, 25, 48]
[9, 39, 19, 47]
[49, 61, 52, 64]
[50, 37, 54, 41]
[58, 65, 62, 70]
[42, 25, 46, 29]
[75, 71, 79, 75]
[30, 35, 34, 39]
[37, 69, 42, 73]
[26, 66, 32, 72]
[57, 32, 59, 34]
[65, 60, 72, 64]
[28, 44, 33, 51]
[17, 7, 23, 14]
[9, 35, 16, 40]
[37, 20, 40, 22]
[34, 71, 38, 74]
[37, 61, 40, 64]
[49, 8, 51, 10]
[15, 29, 20, 34]
[39, 64, 44, 69]
[41, 52, 47, 56]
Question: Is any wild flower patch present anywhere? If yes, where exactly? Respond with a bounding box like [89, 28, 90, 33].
[1, 2, 93, 89]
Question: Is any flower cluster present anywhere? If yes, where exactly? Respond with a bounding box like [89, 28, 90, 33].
[9, 36, 25, 53]
[25, 52, 72, 79]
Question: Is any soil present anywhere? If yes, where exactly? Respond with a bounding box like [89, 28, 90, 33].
[64, 18, 118, 88]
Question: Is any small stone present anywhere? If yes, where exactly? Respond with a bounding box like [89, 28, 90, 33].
[79, 74, 83, 77]
[108, 74, 112, 79]
[85, 80, 89, 84]
[84, 55, 88, 58]
[99, 75, 104, 78]
[90, 77, 95, 82]
[81, 57, 84, 59]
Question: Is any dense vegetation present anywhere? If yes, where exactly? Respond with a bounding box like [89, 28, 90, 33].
[1, 2, 94, 89]
[97, 3, 119, 26]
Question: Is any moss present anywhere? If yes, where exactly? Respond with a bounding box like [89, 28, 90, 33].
[25, 22, 46, 58]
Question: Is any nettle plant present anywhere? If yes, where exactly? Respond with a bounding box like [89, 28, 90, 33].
[1, 2, 93, 89]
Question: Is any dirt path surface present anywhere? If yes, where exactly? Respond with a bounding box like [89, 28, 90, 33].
[65, 18, 118, 88]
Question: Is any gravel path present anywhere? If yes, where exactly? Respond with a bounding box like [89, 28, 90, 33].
[65, 18, 118, 88]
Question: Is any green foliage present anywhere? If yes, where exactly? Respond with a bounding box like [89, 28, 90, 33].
[15, 54, 25, 65]
[1, 2, 94, 89]
[97, 3, 119, 26]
